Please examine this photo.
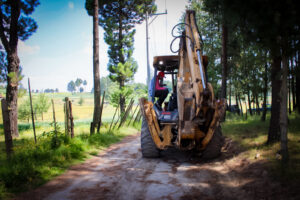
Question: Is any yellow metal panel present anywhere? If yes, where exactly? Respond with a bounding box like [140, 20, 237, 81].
[139, 98, 172, 149]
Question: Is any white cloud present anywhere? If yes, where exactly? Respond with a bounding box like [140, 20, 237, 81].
[68, 1, 74, 9]
[18, 40, 40, 55]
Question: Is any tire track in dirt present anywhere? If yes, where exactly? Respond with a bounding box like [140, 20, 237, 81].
[16, 134, 295, 200]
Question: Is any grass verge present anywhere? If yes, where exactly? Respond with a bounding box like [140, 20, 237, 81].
[0, 122, 140, 199]
[223, 112, 300, 183]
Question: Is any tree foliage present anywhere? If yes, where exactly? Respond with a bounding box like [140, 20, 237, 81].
[68, 78, 86, 93]
[18, 99, 31, 122]
[18, 93, 50, 122]
[109, 86, 133, 108]
[199, 0, 300, 162]
[0, 49, 7, 82]
[75, 78, 83, 87]
[85, 0, 156, 112]
[67, 80, 76, 93]
[83, 80, 87, 86]
[0, 0, 40, 48]
[35, 93, 50, 119]
[79, 87, 84, 93]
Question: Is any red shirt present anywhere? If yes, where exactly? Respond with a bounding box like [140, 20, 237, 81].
[155, 77, 166, 90]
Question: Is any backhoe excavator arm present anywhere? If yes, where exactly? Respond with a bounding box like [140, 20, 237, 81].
[139, 10, 226, 155]
[177, 10, 225, 149]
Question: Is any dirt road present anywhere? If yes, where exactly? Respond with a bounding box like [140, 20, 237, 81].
[17, 134, 296, 200]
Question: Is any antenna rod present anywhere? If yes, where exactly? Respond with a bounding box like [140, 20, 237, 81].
[145, 10, 167, 101]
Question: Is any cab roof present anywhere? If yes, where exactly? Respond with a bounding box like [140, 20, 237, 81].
[153, 55, 179, 71]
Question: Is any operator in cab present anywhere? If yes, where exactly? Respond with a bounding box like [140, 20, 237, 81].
[149, 71, 169, 110]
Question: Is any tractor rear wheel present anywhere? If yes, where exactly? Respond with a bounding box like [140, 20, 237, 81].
[201, 126, 224, 159]
[141, 116, 160, 158]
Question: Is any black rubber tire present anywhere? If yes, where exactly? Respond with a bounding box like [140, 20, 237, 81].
[141, 116, 160, 158]
[201, 126, 224, 159]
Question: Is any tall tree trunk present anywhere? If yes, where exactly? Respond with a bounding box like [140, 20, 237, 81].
[267, 46, 282, 144]
[247, 91, 252, 116]
[4, 1, 22, 138]
[236, 94, 240, 115]
[0, 0, 22, 155]
[291, 57, 296, 111]
[238, 95, 243, 117]
[118, 7, 125, 113]
[288, 58, 292, 114]
[288, 68, 292, 114]
[261, 65, 268, 121]
[255, 94, 260, 115]
[280, 39, 289, 163]
[296, 51, 300, 113]
[119, 80, 126, 114]
[1, 99, 13, 158]
[221, 24, 228, 100]
[6, 52, 20, 137]
[91, 0, 101, 134]
[244, 96, 248, 120]
[229, 80, 231, 108]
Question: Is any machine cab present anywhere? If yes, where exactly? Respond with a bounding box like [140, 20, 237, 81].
[151, 55, 179, 124]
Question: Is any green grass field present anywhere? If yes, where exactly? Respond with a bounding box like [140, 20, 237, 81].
[0, 92, 140, 139]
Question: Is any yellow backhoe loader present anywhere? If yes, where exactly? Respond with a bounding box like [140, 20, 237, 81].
[139, 10, 226, 158]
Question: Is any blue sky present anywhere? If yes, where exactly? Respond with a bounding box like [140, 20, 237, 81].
[19, 0, 188, 92]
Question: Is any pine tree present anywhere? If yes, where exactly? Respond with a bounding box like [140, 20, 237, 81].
[0, 0, 39, 156]
[86, 0, 156, 113]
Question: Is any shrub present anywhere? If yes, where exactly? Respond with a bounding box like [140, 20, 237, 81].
[0, 131, 86, 193]
[18, 99, 31, 122]
[0, 181, 7, 199]
[78, 96, 84, 106]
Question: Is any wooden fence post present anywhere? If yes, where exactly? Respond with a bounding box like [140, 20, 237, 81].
[97, 91, 106, 133]
[51, 99, 57, 132]
[51, 99, 57, 143]
[28, 78, 37, 143]
[133, 110, 141, 125]
[109, 102, 120, 132]
[64, 97, 74, 138]
[113, 98, 133, 130]
[1, 99, 13, 158]
[64, 98, 67, 135]
[127, 103, 139, 126]
[64, 97, 70, 136]
[112, 109, 122, 130]
[68, 100, 74, 138]
[118, 99, 134, 129]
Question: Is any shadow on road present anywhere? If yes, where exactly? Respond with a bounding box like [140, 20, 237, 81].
[159, 137, 242, 164]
